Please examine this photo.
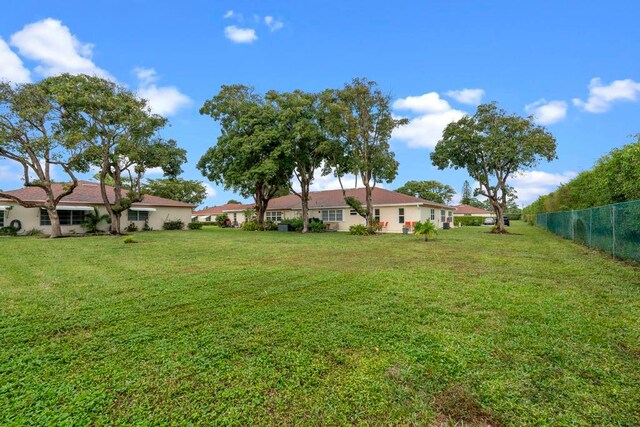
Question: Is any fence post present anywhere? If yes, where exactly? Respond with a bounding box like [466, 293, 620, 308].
[589, 208, 593, 249]
[571, 210, 575, 241]
[612, 204, 616, 259]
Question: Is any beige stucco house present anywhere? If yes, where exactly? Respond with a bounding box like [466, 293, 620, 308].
[222, 187, 455, 232]
[0, 181, 194, 235]
[192, 203, 245, 223]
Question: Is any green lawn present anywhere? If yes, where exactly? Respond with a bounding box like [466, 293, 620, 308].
[1, 223, 639, 426]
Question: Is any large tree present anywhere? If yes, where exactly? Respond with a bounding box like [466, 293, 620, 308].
[55, 74, 182, 234]
[268, 90, 328, 233]
[323, 78, 408, 226]
[198, 85, 290, 225]
[143, 178, 208, 206]
[0, 77, 89, 238]
[431, 102, 556, 233]
[459, 180, 484, 208]
[395, 180, 455, 204]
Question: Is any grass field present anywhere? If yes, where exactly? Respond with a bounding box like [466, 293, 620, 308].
[1, 222, 639, 426]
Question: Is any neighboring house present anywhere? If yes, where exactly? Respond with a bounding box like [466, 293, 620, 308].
[192, 203, 245, 223]
[454, 204, 493, 217]
[0, 181, 194, 235]
[223, 187, 455, 232]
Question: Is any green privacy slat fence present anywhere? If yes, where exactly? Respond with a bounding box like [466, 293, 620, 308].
[536, 200, 640, 262]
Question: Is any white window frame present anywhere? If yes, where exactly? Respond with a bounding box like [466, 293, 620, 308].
[41, 209, 86, 226]
[265, 211, 283, 223]
[128, 210, 149, 222]
[398, 208, 405, 224]
[440, 209, 446, 223]
[430, 208, 435, 221]
[374, 208, 380, 222]
[0, 210, 4, 227]
[321, 209, 343, 222]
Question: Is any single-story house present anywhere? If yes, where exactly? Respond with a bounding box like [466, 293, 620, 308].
[453, 204, 493, 217]
[0, 180, 194, 235]
[223, 187, 455, 232]
[192, 203, 245, 223]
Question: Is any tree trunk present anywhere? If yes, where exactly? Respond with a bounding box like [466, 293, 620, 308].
[301, 179, 310, 233]
[46, 207, 63, 238]
[364, 183, 374, 226]
[492, 200, 506, 233]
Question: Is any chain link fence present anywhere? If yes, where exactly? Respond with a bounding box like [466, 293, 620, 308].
[536, 200, 640, 262]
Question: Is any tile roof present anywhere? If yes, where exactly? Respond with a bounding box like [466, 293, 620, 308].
[223, 187, 452, 211]
[193, 203, 246, 216]
[0, 181, 194, 208]
[454, 204, 492, 215]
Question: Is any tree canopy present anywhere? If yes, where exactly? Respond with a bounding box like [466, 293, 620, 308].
[143, 178, 208, 206]
[198, 84, 291, 225]
[323, 78, 408, 226]
[395, 180, 455, 204]
[431, 102, 556, 232]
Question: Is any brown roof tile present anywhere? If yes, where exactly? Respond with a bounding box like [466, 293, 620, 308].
[454, 204, 492, 215]
[0, 181, 194, 208]
[193, 203, 246, 215]
[223, 187, 451, 211]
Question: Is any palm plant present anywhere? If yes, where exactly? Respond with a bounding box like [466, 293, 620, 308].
[414, 220, 437, 242]
[81, 207, 112, 234]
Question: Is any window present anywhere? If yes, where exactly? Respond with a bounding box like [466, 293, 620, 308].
[41, 209, 86, 226]
[321, 209, 343, 222]
[265, 211, 283, 222]
[398, 208, 405, 224]
[350, 209, 358, 216]
[0, 210, 4, 227]
[128, 210, 149, 222]
[430, 208, 435, 221]
[374, 208, 380, 222]
[205, 216, 212, 222]
[440, 209, 446, 223]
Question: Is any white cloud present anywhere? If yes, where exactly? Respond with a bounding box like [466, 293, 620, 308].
[134, 67, 191, 116]
[224, 25, 257, 44]
[393, 109, 466, 149]
[10, 18, 112, 79]
[264, 16, 284, 32]
[573, 77, 640, 113]
[525, 99, 568, 125]
[0, 162, 24, 187]
[203, 183, 217, 198]
[392, 92, 466, 148]
[223, 10, 235, 19]
[393, 92, 451, 114]
[510, 170, 577, 204]
[0, 38, 31, 83]
[445, 88, 485, 105]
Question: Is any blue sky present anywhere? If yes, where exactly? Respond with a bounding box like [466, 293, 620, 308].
[1, 0, 639, 206]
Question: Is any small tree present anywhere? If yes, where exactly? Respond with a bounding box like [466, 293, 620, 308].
[414, 220, 437, 241]
[226, 199, 241, 204]
[0, 77, 89, 238]
[431, 102, 556, 233]
[395, 180, 455, 204]
[81, 207, 111, 234]
[323, 78, 408, 225]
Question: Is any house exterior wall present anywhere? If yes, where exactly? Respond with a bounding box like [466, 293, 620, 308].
[2, 203, 192, 235]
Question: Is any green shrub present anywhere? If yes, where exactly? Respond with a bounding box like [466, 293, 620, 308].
[162, 220, 185, 230]
[123, 236, 136, 244]
[188, 222, 203, 230]
[242, 220, 277, 231]
[454, 216, 484, 226]
[142, 220, 153, 231]
[308, 220, 325, 233]
[0, 226, 18, 236]
[215, 214, 230, 227]
[126, 222, 138, 232]
[280, 217, 304, 231]
[349, 224, 376, 235]
[24, 228, 44, 237]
